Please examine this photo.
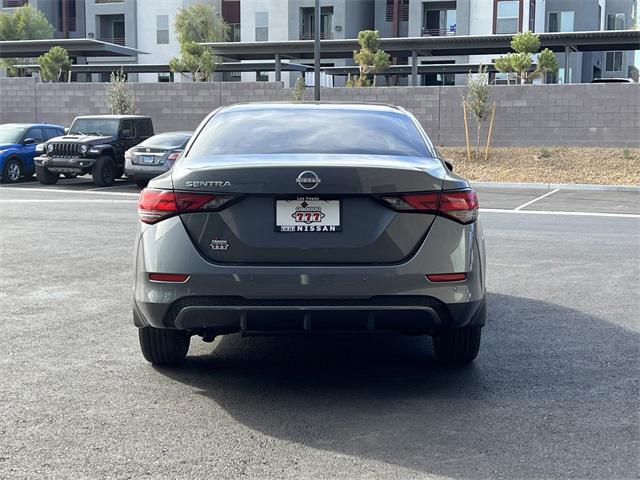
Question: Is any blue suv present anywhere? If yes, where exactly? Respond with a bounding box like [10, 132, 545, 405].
[0, 123, 65, 183]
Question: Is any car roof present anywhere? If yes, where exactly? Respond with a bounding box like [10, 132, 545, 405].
[73, 115, 151, 120]
[0, 123, 64, 128]
[153, 131, 193, 136]
[218, 102, 406, 115]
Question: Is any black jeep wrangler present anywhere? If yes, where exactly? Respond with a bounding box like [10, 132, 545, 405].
[34, 115, 154, 187]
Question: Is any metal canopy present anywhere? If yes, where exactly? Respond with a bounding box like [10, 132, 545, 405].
[13, 61, 312, 74]
[322, 63, 531, 76]
[0, 38, 144, 58]
[202, 30, 640, 61]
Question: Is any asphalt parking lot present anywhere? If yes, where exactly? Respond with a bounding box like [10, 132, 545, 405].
[1, 179, 638, 479]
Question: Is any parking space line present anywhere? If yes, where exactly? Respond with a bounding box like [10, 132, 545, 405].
[0, 187, 139, 197]
[481, 208, 640, 219]
[87, 184, 138, 191]
[513, 189, 560, 211]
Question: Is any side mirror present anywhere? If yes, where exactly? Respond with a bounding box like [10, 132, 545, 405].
[64, 127, 69, 134]
[23, 138, 36, 145]
[444, 160, 454, 172]
[121, 129, 133, 138]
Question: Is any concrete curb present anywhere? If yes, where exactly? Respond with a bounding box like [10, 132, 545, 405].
[470, 181, 640, 193]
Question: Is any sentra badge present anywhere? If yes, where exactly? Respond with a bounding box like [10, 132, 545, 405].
[186, 180, 231, 188]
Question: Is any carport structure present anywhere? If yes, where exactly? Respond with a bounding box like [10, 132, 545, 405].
[202, 30, 640, 85]
[13, 61, 312, 76]
[0, 38, 142, 59]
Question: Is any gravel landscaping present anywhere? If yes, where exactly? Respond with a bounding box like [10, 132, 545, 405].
[439, 147, 640, 185]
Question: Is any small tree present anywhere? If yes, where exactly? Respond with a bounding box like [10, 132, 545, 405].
[463, 66, 493, 161]
[38, 46, 71, 82]
[292, 74, 307, 101]
[350, 30, 390, 87]
[0, 5, 55, 76]
[169, 3, 228, 82]
[106, 70, 135, 115]
[495, 31, 559, 84]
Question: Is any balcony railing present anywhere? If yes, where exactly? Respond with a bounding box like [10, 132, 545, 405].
[2, 0, 28, 7]
[98, 37, 126, 46]
[300, 32, 334, 40]
[422, 26, 457, 37]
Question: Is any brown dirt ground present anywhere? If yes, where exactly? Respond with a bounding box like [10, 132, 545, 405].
[438, 147, 640, 185]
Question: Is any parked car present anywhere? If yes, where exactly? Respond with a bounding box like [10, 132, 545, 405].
[0, 123, 64, 183]
[134, 103, 486, 367]
[591, 78, 634, 83]
[34, 115, 154, 187]
[124, 131, 192, 187]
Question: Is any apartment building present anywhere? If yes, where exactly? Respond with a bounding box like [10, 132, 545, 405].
[1, 0, 86, 39]
[544, 0, 637, 82]
[3, 0, 636, 83]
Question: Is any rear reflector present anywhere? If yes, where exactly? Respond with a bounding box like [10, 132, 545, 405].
[381, 189, 479, 224]
[138, 189, 235, 224]
[149, 273, 190, 283]
[426, 273, 467, 282]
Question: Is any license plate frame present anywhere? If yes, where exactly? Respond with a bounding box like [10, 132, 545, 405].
[141, 155, 156, 164]
[275, 197, 342, 233]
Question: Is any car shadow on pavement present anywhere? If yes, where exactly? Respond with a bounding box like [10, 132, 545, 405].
[159, 293, 638, 479]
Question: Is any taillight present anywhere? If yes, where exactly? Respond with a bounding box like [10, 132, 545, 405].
[124, 150, 131, 161]
[167, 151, 182, 162]
[381, 189, 479, 224]
[149, 273, 190, 283]
[138, 189, 235, 224]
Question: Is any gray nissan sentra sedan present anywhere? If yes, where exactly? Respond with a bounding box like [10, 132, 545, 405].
[134, 103, 486, 367]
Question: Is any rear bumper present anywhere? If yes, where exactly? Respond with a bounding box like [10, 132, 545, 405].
[134, 295, 486, 333]
[124, 159, 170, 180]
[133, 215, 487, 333]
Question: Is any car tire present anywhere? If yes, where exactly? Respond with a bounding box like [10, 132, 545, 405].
[92, 156, 116, 187]
[1, 157, 23, 183]
[432, 326, 482, 366]
[35, 165, 60, 185]
[138, 327, 190, 366]
[135, 178, 148, 188]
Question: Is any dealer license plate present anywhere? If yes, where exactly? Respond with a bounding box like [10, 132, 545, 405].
[275, 197, 341, 232]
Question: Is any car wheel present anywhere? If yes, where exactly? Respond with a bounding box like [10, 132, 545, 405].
[2, 157, 23, 184]
[138, 327, 190, 366]
[432, 326, 482, 366]
[135, 179, 148, 188]
[92, 156, 116, 187]
[63, 173, 77, 179]
[35, 165, 60, 185]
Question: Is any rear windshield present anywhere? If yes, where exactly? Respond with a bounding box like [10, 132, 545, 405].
[187, 108, 431, 157]
[141, 133, 191, 148]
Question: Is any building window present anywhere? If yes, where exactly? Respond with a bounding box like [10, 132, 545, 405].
[606, 13, 625, 30]
[158, 72, 173, 82]
[2, 0, 28, 7]
[256, 71, 268, 82]
[223, 71, 241, 82]
[300, 6, 334, 40]
[422, 6, 457, 36]
[529, 0, 536, 31]
[227, 23, 241, 42]
[548, 11, 574, 32]
[547, 67, 572, 84]
[156, 15, 169, 44]
[385, 0, 409, 22]
[494, 0, 521, 34]
[255, 12, 268, 41]
[605, 51, 624, 72]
